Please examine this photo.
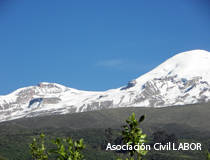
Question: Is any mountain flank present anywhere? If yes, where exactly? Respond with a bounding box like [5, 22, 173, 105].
[1, 49, 210, 122]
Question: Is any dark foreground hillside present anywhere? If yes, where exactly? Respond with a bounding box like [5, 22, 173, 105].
[0, 103, 210, 160]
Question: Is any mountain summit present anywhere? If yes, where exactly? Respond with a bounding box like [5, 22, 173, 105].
[1, 49, 210, 122]
[136, 49, 210, 83]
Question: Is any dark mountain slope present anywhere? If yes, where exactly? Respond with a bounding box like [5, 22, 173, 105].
[0, 103, 210, 160]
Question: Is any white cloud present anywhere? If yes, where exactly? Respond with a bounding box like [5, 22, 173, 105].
[96, 59, 156, 73]
[96, 59, 123, 68]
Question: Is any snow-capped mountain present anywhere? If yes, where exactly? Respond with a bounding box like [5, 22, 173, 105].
[1, 49, 210, 122]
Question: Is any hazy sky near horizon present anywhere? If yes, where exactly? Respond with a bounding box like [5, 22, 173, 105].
[0, 0, 210, 94]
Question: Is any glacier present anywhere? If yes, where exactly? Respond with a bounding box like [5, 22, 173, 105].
[0, 49, 210, 122]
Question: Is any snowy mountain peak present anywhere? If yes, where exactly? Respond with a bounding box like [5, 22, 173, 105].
[0, 49, 210, 122]
[155, 49, 210, 78]
[135, 49, 210, 86]
[37, 82, 70, 92]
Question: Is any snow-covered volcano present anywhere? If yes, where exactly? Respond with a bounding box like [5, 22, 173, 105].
[1, 49, 210, 122]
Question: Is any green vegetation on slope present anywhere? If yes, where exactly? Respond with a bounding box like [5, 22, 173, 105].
[0, 103, 210, 159]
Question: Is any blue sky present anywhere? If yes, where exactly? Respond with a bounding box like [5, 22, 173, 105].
[0, 0, 210, 94]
